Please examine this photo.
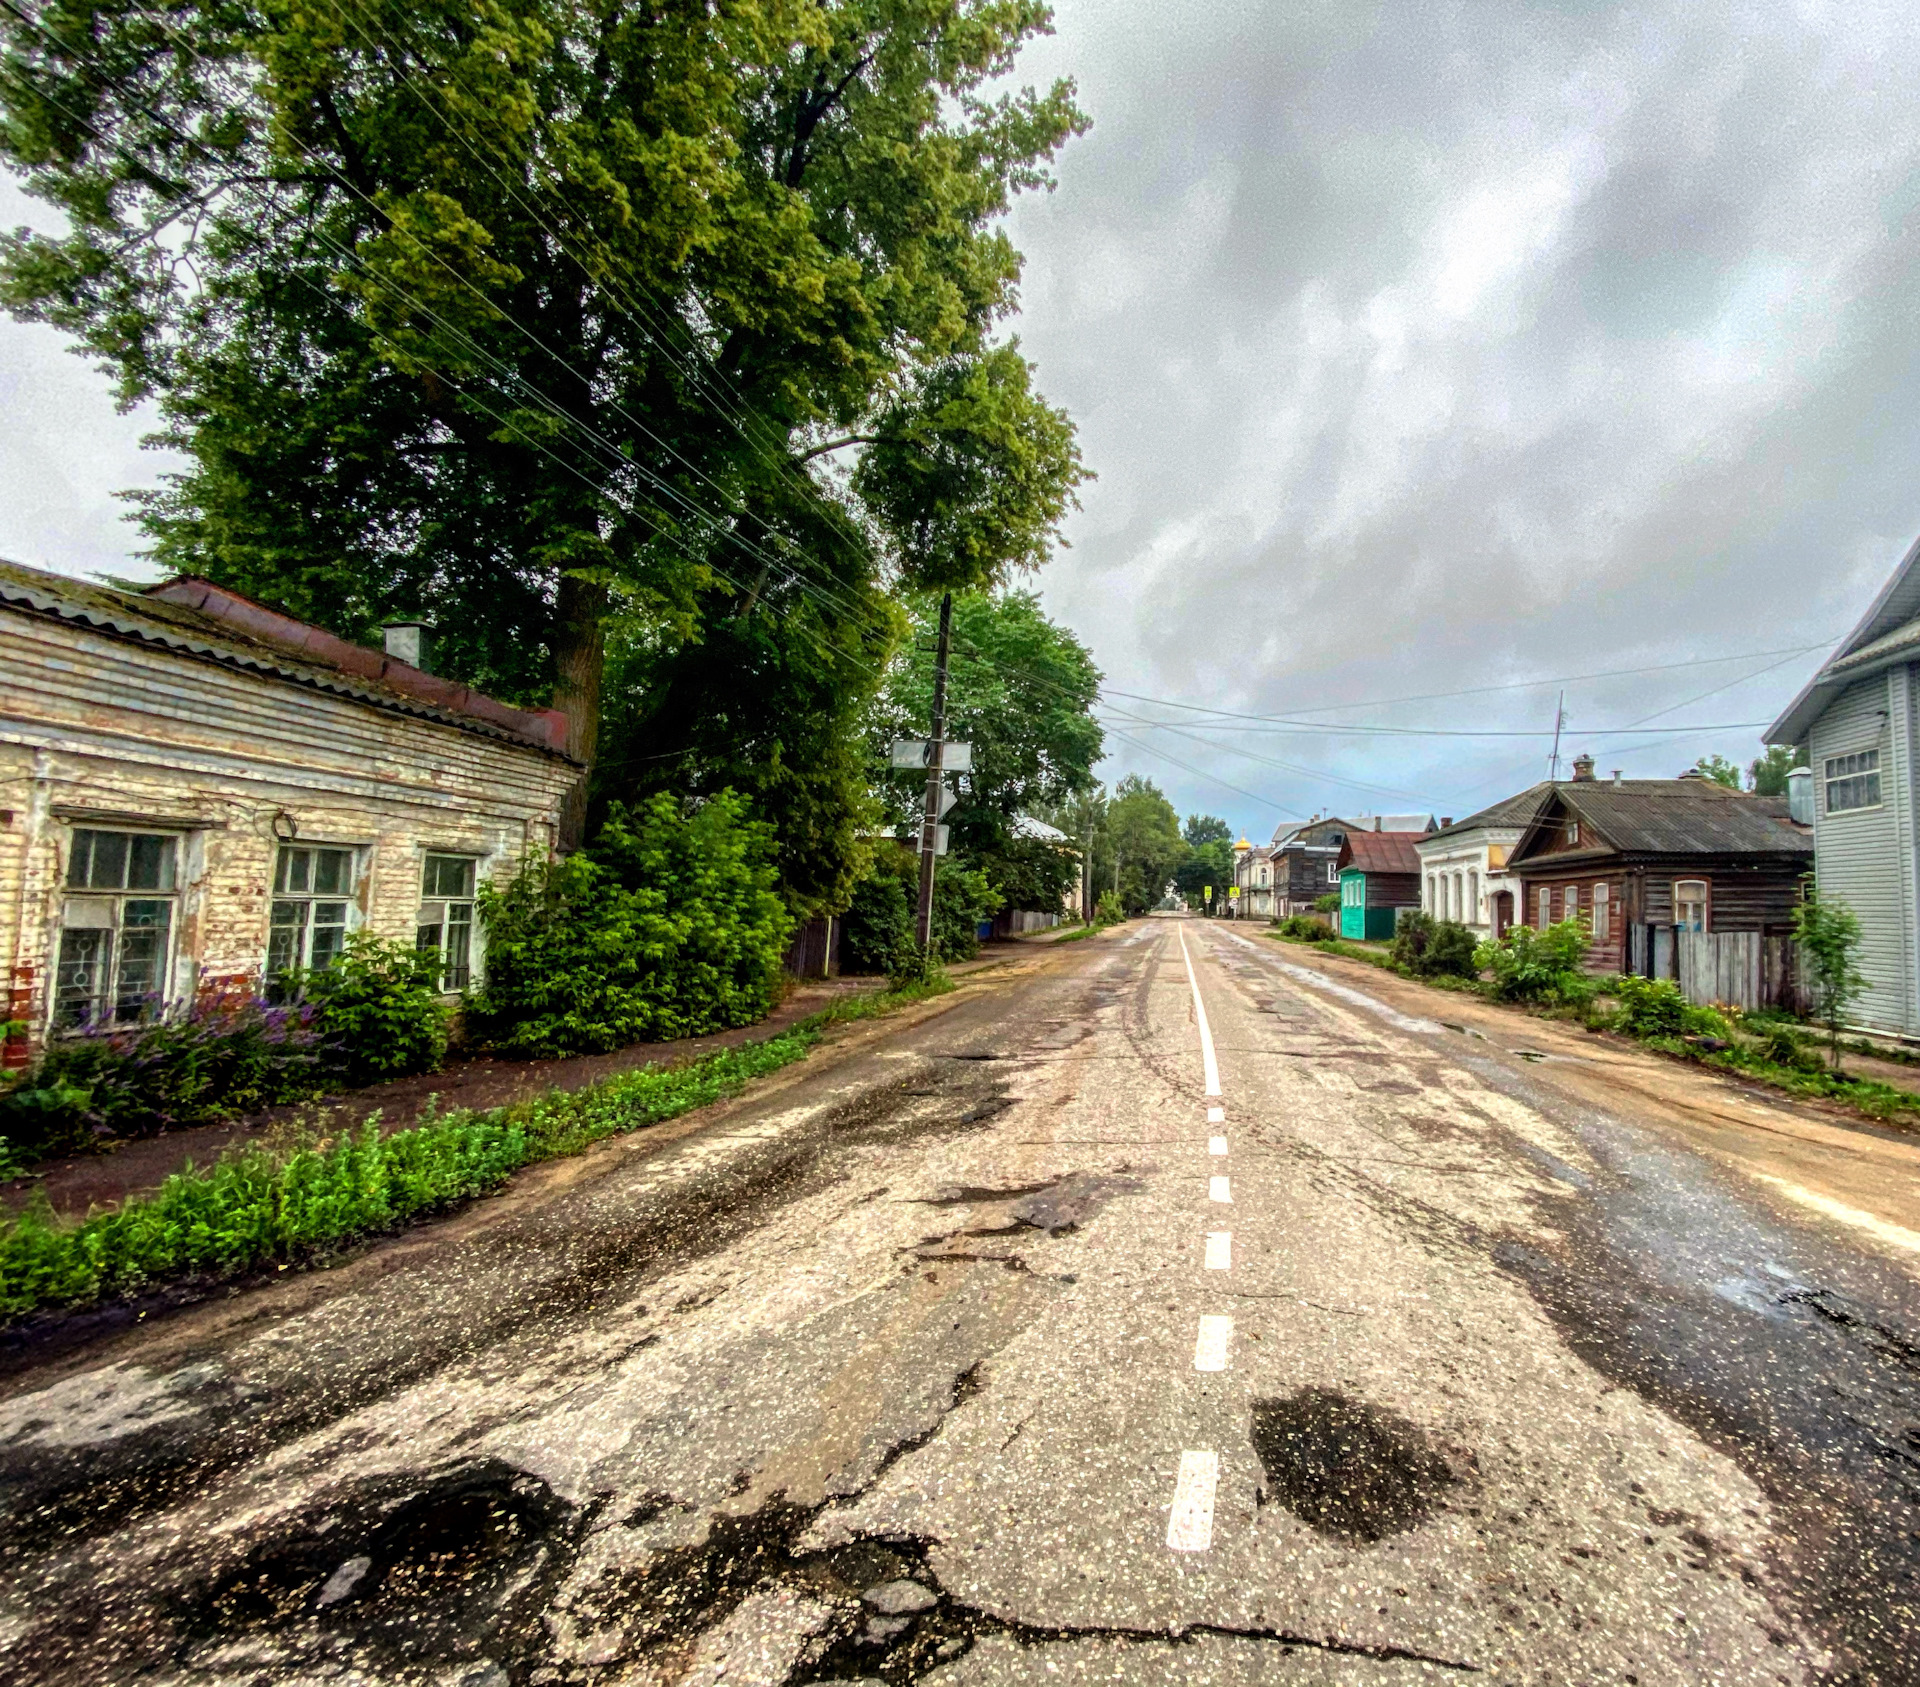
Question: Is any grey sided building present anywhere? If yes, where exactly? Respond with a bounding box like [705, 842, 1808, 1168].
[1768, 533, 1920, 1035]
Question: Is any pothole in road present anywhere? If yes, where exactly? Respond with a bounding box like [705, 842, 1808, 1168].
[916, 1171, 1143, 1237]
[191, 1460, 577, 1659]
[1250, 1389, 1461, 1543]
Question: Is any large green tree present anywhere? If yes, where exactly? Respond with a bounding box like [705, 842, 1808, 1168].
[874, 588, 1101, 913]
[0, 0, 1087, 839]
[1103, 773, 1183, 914]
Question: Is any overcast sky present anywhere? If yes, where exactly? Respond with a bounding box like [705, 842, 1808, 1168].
[1001, 0, 1920, 837]
[2, 0, 1916, 839]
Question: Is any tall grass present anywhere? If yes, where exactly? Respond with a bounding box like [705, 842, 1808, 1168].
[0, 975, 951, 1322]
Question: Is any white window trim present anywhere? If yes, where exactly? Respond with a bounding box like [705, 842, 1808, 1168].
[1822, 746, 1884, 815]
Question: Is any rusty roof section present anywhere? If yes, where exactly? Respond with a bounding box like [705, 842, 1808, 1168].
[1336, 830, 1425, 876]
[0, 559, 575, 760]
[1509, 779, 1811, 866]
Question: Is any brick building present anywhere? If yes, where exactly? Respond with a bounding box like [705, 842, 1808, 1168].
[0, 560, 580, 1061]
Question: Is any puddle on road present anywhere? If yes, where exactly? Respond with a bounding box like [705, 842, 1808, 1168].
[1250, 1389, 1460, 1543]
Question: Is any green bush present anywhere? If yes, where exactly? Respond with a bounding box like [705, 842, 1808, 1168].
[1095, 890, 1125, 927]
[1276, 914, 1333, 940]
[1613, 976, 1687, 1039]
[1474, 919, 1592, 1003]
[841, 862, 917, 975]
[1679, 1002, 1733, 1039]
[1313, 892, 1342, 914]
[468, 792, 792, 1058]
[930, 861, 1004, 962]
[298, 934, 449, 1087]
[1390, 912, 1480, 979]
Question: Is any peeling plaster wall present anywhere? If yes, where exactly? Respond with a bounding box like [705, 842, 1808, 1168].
[0, 606, 578, 1048]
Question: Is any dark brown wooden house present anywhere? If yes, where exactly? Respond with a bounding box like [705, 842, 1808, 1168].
[1507, 773, 1812, 974]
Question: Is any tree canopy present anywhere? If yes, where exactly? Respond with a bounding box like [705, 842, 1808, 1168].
[0, 0, 1089, 840]
[1183, 814, 1232, 847]
[1103, 774, 1183, 913]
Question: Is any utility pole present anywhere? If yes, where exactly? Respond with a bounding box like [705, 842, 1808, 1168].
[1081, 804, 1095, 922]
[914, 591, 954, 952]
[1547, 689, 1566, 782]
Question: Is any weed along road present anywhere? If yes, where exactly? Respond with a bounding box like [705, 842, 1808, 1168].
[7, 916, 1920, 1685]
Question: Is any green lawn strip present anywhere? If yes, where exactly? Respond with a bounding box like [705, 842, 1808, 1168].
[1051, 924, 1099, 943]
[0, 975, 954, 1323]
[1262, 929, 1920, 1123]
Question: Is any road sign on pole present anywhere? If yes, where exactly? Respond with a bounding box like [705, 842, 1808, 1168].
[891, 738, 972, 772]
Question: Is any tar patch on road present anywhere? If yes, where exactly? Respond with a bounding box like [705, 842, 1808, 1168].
[1250, 1388, 1461, 1543]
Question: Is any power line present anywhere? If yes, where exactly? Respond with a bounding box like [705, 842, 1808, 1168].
[1097, 639, 1835, 727]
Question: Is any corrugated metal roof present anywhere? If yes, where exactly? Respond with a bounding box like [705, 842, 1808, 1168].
[0, 558, 574, 759]
[1513, 780, 1810, 863]
[1339, 830, 1425, 875]
[1426, 782, 1553, 842]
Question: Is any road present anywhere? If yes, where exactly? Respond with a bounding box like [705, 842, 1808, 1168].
[4, 914, 1920, 1685]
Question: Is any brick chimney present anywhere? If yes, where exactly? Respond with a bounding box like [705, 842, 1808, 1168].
[1572, 752, 1595, 782]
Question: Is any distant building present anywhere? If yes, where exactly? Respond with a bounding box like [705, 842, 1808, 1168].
[1, 561, 577, 1063]
[1231, 837, 1276, 919]
[1769, 536, 1920, 1034]
[1267, 813, 1435, 919]
[1417, 785, 1551, 938]
[1334, 830, 1426, 940]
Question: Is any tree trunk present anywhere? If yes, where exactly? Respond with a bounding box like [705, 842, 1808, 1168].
[552, 573, 610, 851]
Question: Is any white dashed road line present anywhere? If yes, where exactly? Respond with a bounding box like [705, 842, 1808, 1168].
[1208, 1175, 1232, 1204]
[1208, 1135, 1229, 1157]
[1193, 1315, 1233, 1371]
[1166, 1450, 1219, 1551]
[1206, 1105, 1225, 1123]
[1205, 1231, 1231, 1270]
[1177, 925, 1223, 1096]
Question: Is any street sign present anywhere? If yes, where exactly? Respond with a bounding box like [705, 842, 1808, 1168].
[1228, 886, 1239, 900]
[922, 823, 949, 856]
[937, 781, 958, 819]
[1203, 884, 1211, 899]
[890, 739, 973, 772]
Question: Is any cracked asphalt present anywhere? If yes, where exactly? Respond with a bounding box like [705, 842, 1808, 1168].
[4, 914, 1920, 1685]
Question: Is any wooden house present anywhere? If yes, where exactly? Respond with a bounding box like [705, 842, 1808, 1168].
[1505, 770, 1811, 976]
[1334, 830, 1425, 940]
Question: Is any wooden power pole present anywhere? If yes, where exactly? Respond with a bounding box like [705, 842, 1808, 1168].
[914, 591, 954, 952]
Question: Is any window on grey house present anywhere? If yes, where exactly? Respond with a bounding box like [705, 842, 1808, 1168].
[1824, 749, 1881, 813]
[55, 828, 178, 1026]
[417, 854, 478, 990]
[1593, 882, 1610, 941]
[269, 846, 356, 986]
[1674, 879, 1709, 932]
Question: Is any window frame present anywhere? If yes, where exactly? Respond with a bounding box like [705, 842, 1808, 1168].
[268, 843, 361, 990]
[53, 826, 182, 1029]
[1673, 878, 1710, 933]
[417, 851, 481, 992]
[1536, 885, 1551, 928]
[1823, 748, 1882, 814]
[1593, 881, 1611, 942]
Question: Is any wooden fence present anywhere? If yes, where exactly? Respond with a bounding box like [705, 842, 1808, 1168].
[1626, 924, 1806, 1014]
